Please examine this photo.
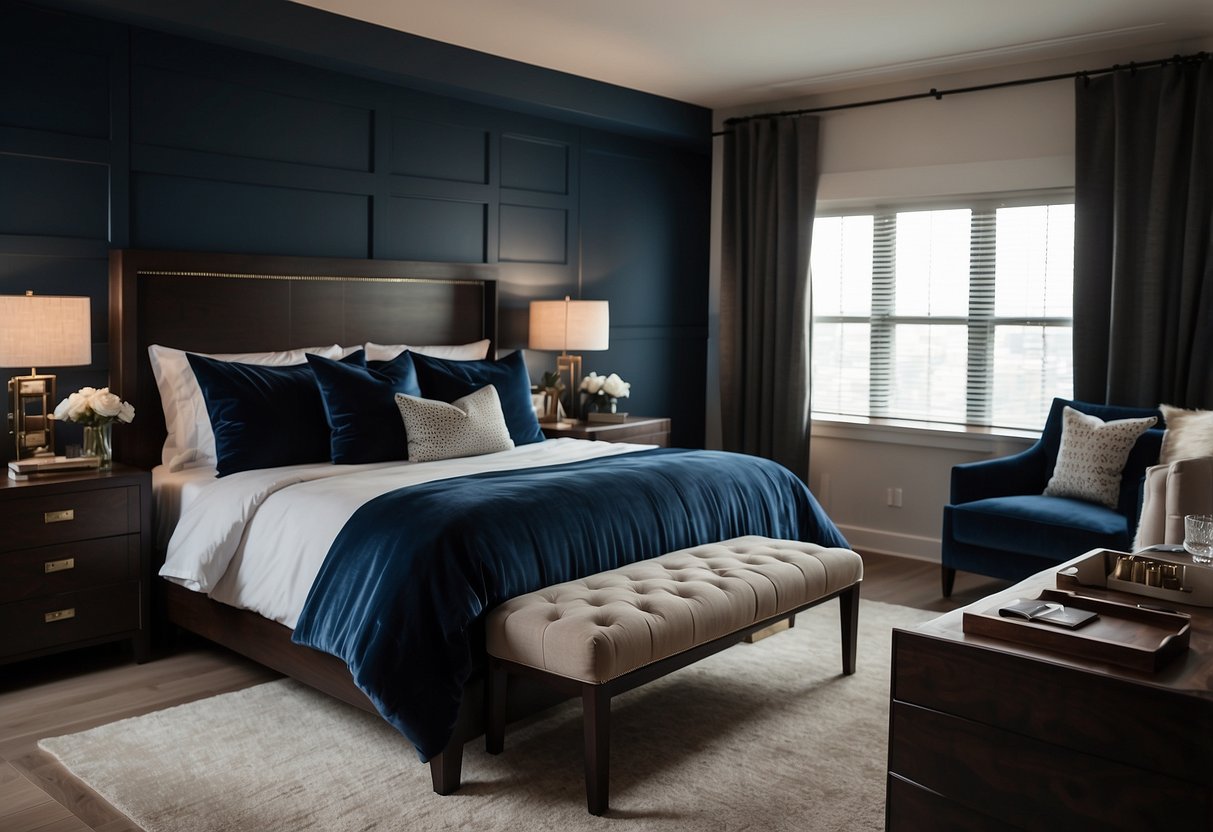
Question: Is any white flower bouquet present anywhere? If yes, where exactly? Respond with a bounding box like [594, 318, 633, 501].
[53, 386, 135, 426]
[52, 386, 134, 469]
[579, 372, 630, 414]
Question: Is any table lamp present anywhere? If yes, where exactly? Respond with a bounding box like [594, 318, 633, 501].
[528, 296, 609, 420]
[0, 291, 92, 459]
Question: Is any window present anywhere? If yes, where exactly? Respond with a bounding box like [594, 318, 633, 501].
[810, 199, 1074, 431]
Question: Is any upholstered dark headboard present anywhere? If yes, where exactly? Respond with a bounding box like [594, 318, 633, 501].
[108, 249, 498, 469]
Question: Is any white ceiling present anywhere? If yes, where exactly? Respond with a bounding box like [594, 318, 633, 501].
[291, 0, 1213, 108]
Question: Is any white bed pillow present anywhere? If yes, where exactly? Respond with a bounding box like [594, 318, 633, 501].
[148, 343, 344, 471]
[395, 385, 514, 463]
[365, 339, 491, 362]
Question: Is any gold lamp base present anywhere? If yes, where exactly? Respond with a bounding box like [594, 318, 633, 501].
[8, 372, 57, 459]
[556, 353, 583, 420]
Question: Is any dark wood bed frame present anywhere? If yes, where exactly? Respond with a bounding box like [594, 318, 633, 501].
[108, 248, 503, 793]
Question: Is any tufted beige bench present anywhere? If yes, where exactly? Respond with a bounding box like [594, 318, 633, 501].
[484, 535, 863, 814]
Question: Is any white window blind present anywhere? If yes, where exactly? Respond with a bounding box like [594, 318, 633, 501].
[810, 200, 1074, 431]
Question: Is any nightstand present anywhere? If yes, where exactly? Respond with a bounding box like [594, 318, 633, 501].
[541, 416, 671, 447]
[0, 464, 151, 665]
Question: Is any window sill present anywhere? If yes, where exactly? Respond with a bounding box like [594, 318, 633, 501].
[810, 414, 1038, 454]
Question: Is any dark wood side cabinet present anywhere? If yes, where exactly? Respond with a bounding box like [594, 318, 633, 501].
[541, 416, 671, 447]
[886, 562, 1213, 831]
[0, 464, 151, 665]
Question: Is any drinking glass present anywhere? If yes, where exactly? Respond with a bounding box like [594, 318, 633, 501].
[1184, 514, 1213, 564]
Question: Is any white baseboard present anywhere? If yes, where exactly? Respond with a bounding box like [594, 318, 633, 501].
[837, 524, 940, 563]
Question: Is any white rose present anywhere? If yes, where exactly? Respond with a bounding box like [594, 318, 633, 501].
[117, 401, 136, 424]
[580, 372, 606, 394]
[602, 373, 630, 398]
[53, 396, 72, 421]
[65, 391, 92, 421]
[90, 389, 123, 418]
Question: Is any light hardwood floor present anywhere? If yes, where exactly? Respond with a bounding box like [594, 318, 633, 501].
[0, 552, 1009, 831]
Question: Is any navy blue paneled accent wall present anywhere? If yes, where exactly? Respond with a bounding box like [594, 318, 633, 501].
[0, 1, 710, 461]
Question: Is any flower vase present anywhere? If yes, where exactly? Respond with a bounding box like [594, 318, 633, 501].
[84, 423, 113, 470]
[586, 396, 617, 415]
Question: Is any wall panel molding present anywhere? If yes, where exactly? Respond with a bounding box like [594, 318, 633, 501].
[501, 134, 568, 195]
[608, 324, 709, 341]
[133, 65, 375, 173]
[131, 145, 380, 196]
[0, 234, 110, 258]
[2, 0, 711, 455]
[131, 173, 371, 258]
[391, 117, 489, 184]
[498, 204, 568, 264]
[0, 126, 111, 163]
[380, 196, 487, 263]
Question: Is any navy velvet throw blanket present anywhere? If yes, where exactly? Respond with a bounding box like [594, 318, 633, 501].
[292, 448, 847, 761]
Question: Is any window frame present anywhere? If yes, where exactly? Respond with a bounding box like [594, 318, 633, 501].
[811, 190, 1075, 430]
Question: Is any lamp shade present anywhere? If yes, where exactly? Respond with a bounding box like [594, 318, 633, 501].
[528, 298, 609, 352]
[0, 293, 91, 368]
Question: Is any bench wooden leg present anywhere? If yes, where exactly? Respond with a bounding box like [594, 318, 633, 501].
[429, 744, 463, 795]
[583, 684, 610, 815]
[839, 583, 859, 676]
[486, 660, 507, 755]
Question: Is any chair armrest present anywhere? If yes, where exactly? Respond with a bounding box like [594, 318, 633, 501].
[950, 445, 1047, 504]
[1135, 456, 1213, 548]
[1135, 463, 1171, 549]
[1165, 457, 1213, 542]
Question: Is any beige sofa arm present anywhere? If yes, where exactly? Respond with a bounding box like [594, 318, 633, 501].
[1134, 456, 1213, 549]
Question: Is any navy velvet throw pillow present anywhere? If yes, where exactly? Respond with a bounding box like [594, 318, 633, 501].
[187, 351, 365, 477]
[411, 349, 544, 445]
[309, 349, 422, 464]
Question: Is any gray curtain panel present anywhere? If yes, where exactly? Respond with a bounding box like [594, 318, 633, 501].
[1073, 58, 1213, 409]
[721, 116, 820, 482]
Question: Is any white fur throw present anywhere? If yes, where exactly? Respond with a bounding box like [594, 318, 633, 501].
[1160, 404, 1213, 464]
[395, 385, 514, 463]
[1044, 406, 1157, 508]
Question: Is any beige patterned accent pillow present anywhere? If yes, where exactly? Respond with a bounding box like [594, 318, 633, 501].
[1159, 404, 1213, 464]
[1044, 406, 1157, 508]
[395, 385, 514, 463]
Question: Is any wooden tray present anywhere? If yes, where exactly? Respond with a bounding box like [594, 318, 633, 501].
[962, 588, 1191, 673]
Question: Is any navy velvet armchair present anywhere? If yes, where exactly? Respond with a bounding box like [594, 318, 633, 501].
[940, 398, 1164, 596]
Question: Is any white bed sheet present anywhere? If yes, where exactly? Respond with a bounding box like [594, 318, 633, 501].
[153, 464, 234, 552]
[158, 438, 648, 629]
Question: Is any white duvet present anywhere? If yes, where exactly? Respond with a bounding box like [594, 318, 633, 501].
[159, 438, 647, 629]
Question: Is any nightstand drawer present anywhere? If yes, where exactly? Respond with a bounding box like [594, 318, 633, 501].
[541, 416, 671, 446]
[0, 535, 139, 604]
[0, 583, 140, 657]
[0, 486, 138, 552]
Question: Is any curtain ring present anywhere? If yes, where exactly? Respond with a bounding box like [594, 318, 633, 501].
[929, 88, 942, 100]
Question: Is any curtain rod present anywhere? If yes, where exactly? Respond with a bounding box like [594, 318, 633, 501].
[714, 50, 1209, 136]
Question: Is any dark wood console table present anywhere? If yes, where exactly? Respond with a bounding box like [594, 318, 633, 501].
[887, 555, 1213, 831]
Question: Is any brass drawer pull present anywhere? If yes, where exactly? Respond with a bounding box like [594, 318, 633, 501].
[44, 607, 76, 623]
[44, 557, 76, 573]
[44, 509, 75, 524]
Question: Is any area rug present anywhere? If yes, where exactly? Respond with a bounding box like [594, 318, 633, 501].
[39, 599, 935, 832]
